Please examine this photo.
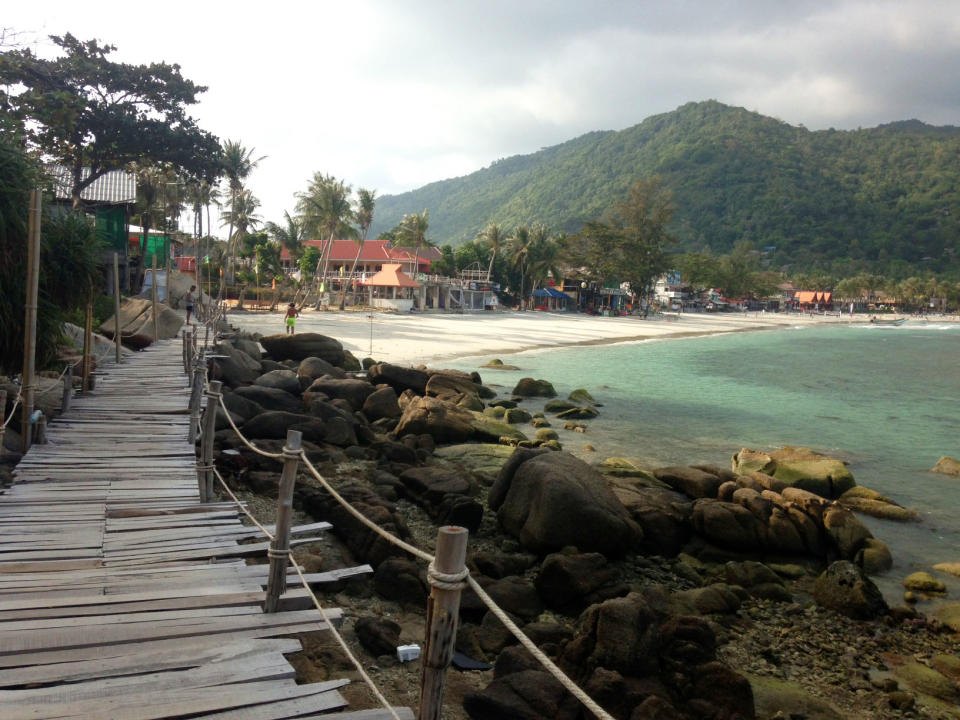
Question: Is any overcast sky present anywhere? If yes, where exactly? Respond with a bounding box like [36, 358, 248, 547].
[5, 0, 960, 235]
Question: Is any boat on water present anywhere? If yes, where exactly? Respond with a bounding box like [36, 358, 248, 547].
[869, 317, 907, 326]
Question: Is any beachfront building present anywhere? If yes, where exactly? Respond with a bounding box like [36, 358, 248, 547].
[654, 271, 687, 310]
[793, 290, 833, 312]
[363, 264, 421, 312]
[49, 166, 137, 292]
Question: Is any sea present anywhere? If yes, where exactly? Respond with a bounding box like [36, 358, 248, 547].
[448, 321, 960, 606]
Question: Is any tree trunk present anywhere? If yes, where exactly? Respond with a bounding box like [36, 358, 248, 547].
[340, 233, 366, 310]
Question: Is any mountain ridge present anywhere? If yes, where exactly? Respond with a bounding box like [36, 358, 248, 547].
[370, 101, 960, 273]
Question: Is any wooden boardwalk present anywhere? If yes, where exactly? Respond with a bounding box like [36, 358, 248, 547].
[0, 340, 411, 719]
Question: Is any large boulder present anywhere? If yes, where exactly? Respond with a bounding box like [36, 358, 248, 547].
[297, 357, 345, 389]
[813, 560, 888, 619]
[253, 369, 300, 395]
[231, 385, 301, 413]
[931, 456, 960, 476]
[240, 411, 327, 443]
[609, 478, 692, 557]
[733, 446, 855, 498]
[463, 670, 578, 720]
[367, 363, 429, 395]
[654, 466, 723, 499]
[562, 592, 661, 677]
[221, 391, 264, 422]
[362, 386, 402, 420]
[534, 551, 628, 612]
[425, 371, 482, 405]
[100, 298, 182, 348]
[489, 449, 641, 556]
[512, 378, 557, 398]
[395, 396, 526, 444]
[259, 333, 345, 364]
[209, 342, 261, 387]
[690, 499, 764, 551]
[304, 377, 375, 411]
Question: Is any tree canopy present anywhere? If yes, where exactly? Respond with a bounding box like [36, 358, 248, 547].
[0, 34, 222, 205]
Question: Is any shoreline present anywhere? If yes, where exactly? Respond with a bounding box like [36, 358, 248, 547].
[224, 309, 853, 367]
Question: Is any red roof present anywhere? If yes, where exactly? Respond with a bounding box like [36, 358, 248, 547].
[279, 239, 431, 269]
[362, 264, 421, 288]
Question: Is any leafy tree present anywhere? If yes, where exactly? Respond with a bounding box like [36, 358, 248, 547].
[0, 34, 221, 207]
[220, 140, 264, 283]
[527, 224, 564, 291]
[298, 245, 322, 276]
[394, 210, 431, 275]
[220, 189, 262, 247]
[507, 225, 532, 306]
[0, 137, 104, 372]
[297, 173, 354, 292]
[477, 222, 507, 280]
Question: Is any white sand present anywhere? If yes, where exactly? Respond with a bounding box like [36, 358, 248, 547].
[224, 309, 851, 367]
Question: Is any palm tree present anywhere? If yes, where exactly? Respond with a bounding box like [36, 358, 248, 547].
[342, 188, 376, 309]
[296, 173, 354, 306]
[220, 189, 262, 246]
[508, 225, 532, 309]
[266, 211, 306, 263]
[396, 210, 430, 277]
[477, 222, 506, 281]
[528, 227, 564, 293]
[220, 140, 265, 288]
[131, 163, 171, 290]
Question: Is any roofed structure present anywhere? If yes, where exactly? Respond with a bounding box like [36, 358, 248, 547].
[48, 166, 137, 204]
[363, 264, 421, 288]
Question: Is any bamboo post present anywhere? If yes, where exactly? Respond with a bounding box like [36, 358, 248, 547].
[0, 389, 7, 454]
[202, 380, 222, 501]
[264, 429, 303, 613]
[22, 189, 41, 453]
[182, 328, 191, 375]
[113, 252, 122, 364]
[82, 295, 93, 393]
[62, 367, 72, 414]
[36, 415, 47, 444]
[418, 526, 469, 720]
[188, 355, 205, 444]
[151, 254, 159, 344]
[196, 380, 221, 502]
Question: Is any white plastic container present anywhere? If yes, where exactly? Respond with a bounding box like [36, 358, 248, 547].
[396, 644, 421, 662]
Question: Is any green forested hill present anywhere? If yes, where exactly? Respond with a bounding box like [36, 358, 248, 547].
[371, 101, 960, 274]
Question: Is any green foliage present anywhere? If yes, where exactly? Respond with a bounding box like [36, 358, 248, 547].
[298, 245, 322, 275]
[0, 138, 105, 372]
[0, 34, 222, 203]
[370, 101, 960, 278]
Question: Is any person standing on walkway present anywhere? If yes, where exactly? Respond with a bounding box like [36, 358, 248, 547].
[185, 286, 196, 325]
[284, 303, 299, 335]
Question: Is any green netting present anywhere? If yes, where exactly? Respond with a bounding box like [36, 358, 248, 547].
[142, 234, 169, 267]
[95, 207, 127, 251]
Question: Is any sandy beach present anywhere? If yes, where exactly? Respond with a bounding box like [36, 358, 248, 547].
[224, 309, 852, 367]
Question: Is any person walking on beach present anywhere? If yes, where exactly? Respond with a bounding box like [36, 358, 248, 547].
[185, 286, 196, 325]
[284, 303, 299, 335]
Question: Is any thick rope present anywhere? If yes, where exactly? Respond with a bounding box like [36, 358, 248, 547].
[212, 359, 615, 720]
[427, 561, 469, 591]
[2, 391, 22, 430]
[216, 394, 283, 458]
[211, 465, 275, 541]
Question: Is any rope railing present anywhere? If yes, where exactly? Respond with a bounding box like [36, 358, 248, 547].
[206, 380, 615, 720]
[1, 390, 22, 430]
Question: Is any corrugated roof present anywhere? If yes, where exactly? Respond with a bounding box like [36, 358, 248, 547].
[280, 239, 433, 266]
[49, 166, 137, 204]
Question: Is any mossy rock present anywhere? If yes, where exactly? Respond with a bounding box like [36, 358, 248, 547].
[931, 654, 960, 682]
[531, 417, 551, 428]
[568, 388, 595, 404]
[735, 446, 855, 498]
[511, 377, 557, 397]
[488, 399, 517, 409]
[483, 406, 506, 419]
[482, 358, 520, 371]
[361, 357, 377, 369]
[504, 408, 533, 424]
[340, 350, 362, 371]
[903, 571, 947, 594]
[535, 428, 559, 442]
[931, 456, 960, 476]
[936, 603, 960, 631]
[932, 562, 960, 577]
[598, 458, 661, 485]
[747, 674, 845, 719]
[890, 661, 959, 702]
[457, 395, 485, 412]
[543, 399, 578, 414]
[433, 443, 516, 475]
[469, 413, 527, 443]
[839, 495, 917, 522]
[556, 406, 599, 420]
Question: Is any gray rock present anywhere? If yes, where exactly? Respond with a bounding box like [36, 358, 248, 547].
[259, 332, 345, 364]
[813, 560, 888, 619]
[240, 410, 327, 443]
[367, 363, 429, 395]
[231, 385, 301, 413]
[254, 369, 300, 394]
[654, 466, 723, 499]
[362, 386, 402, 420]
[304, 377, 374, 411]
[490, 450, 642, 556]
[511, 377, 557, 398]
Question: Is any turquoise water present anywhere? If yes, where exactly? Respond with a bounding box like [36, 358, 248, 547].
[452, 323, 960, 602]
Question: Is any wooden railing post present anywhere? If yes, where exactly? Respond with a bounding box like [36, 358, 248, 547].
[62, 367, 72, 414]
[264, 429, 303, 613]
[36, 414, 47, 444]
[151, 254, 159, 344]
[188, 355, 205, 445]
[113, 252, 122, 365]
[0, 389, 6, 455]
[22, 189, 41, 453]
[82, 295, 93, 393]
[418, 526, 469, 720]
[182, 328, 192, 375]
[197, 380, 222, 502]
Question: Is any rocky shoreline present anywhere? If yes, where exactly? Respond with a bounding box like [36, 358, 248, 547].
[200, 330, 960, 719]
